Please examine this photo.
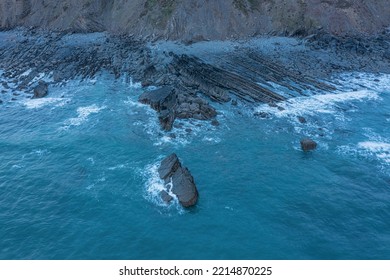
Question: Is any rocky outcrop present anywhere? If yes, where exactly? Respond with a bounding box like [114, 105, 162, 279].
[139, 86, 176, 112]
[139, 85, 217, 131]
[158, 153, 198, 208]
[1, 1, 390, 41]
[139, 86, 177, 130]
[300, 138, 318, 151]
[32, 81, 48, 98]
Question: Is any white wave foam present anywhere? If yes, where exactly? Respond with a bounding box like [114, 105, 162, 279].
[129, 79, 142, 89]
[22, 97, 70, 109]
[29, 149, 49, 157]
[63, 104, 106, 128]
[202, 136, 221, 143]
[20, 69, 32, 77]
[358, 141, 390, 163]
[255, 90, 379, 118]
[338, 72, 390, 92]
[124, 98, 149, 109]
[107, 164, 127, 170]
[142, 162, 182, 212]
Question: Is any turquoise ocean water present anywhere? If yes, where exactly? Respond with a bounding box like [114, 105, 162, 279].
[0, 72, 389, 259]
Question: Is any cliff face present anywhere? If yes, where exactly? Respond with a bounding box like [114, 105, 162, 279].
[1, 0, 389, 40]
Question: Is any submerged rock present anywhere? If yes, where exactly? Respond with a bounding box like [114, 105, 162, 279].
[211, 119, 219, 126]
[32, 81, 48, 98]
[300, 138, 318, 151]
[297, 116, 307, 123]
[158, 153, 198, 208]
[254, 111, 270, 118]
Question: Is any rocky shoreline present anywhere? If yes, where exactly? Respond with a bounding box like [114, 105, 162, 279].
[1, 29, 389, 127]
[1, 29, 390, 207]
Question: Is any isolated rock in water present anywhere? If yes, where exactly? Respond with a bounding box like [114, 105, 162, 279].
[300, 138, 318, 151]
[297, 116, 307, 123]
[158, 153, 198, 207]
[32, 81, 48, 98]
[211, 119, 219, 126]
[139, 86, 176, 112]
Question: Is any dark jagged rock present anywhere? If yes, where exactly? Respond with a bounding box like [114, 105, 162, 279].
[158, 153, 198, 208]
[139, 86, 176, 111]
[139, 87, 177, 130]
[139, 85, 217, 130]
[1, 82, 9, 89]
[171, 166, 198, 208]
[32, 81, 48, 98]
[300, 138, 318, 151]
[254, 111, 270, 118]
[158, 153, 180, 180]
[160, 190, 174, 204]
[211, 119, 219, 126]
[158, 109, 175, 131]
[297, 116, 307, 123]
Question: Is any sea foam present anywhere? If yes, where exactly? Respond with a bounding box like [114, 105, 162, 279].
[142, 162, 182, 213]
[62, 104, 106, 128]
[254, 90, 380, 118]
[358, 141, 390, 164]
[22, 97, 70, 109]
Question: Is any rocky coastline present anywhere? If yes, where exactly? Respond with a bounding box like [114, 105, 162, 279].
[1, 28, 390, 207]
[1, 29, 389, 125]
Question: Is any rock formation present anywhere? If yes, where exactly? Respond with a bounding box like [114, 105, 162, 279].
[158, 153, 198, 208]
[32, 81, 48, 98]
[300, 138, 318, 151]
[1, 1, 390, 41]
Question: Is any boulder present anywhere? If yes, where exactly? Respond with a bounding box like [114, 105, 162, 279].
[139, 86, 176, 112]
[158, 153, 198, 208]
[211, 119, 219, 126]
[32, 81, 48, 98]
[297, 116, 307, 123]
[300, 138, 317, 151]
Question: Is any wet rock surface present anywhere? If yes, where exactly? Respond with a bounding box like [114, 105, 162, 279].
[300, 138, 318, 151]
[158, 153, 198, 208]
[32, 81, 48, 98]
